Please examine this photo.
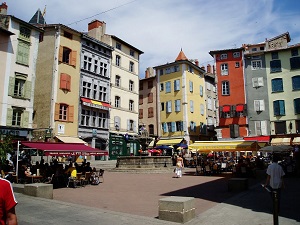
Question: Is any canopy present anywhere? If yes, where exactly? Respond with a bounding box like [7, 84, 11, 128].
[55, 136, 87, 144]
[271, 138, 291, 146]
[20, 141, 108, 156]
[189, 141, 260, 152]
[156, 138, 183, 146]
[154, 145, 173, 150]
[292, 137, 300, 145]
[260, 145, 293, 153]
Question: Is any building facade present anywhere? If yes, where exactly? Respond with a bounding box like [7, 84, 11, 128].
[0, 3, 42, 141]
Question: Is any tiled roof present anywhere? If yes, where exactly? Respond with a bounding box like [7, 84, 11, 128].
[175, 49, 188, 61]
[29, 9, 46, 25]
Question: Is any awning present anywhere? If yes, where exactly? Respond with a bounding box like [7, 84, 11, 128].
[222, 105, 230, 112]
[81, 97, 111, 109]
[292, 137, 300, 145]
[56, 136, 87, 145]
[20, 141, 108, 156]
[189, 141, 260, 152]
[243, 136, 270, 142]
[258, 142, 269, 148]
[236, 105, 244, 112]
[156, 138, 183, 146]
[271, 138, 291, 146]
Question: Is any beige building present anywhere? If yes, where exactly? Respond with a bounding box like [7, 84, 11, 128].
[0, 3, 42, 140]
[33, 24, 82, 141]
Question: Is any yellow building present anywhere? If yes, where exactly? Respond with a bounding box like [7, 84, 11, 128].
[154, 50, 206, 145]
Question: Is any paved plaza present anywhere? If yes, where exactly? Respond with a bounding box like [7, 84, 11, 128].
[14, 161, 300, 224]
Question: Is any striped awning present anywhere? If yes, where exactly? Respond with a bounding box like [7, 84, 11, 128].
[271, 138, 291, 146]
[156, 138, 183, 146]
[189, 141, 260, 152]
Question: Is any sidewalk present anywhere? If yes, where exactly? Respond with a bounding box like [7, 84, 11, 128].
[14, 167, 300, 225]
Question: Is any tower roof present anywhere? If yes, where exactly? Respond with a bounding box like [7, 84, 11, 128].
[29, 9, 46, 25]
[175, 49, 188, 61]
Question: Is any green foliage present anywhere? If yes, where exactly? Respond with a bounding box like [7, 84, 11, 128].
[0, 136, 14, 164]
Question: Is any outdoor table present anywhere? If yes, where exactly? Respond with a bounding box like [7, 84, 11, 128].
[27, 175, 43, 183]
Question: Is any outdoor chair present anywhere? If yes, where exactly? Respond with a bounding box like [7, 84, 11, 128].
[81, 172, 91, 186]
[204, 165, 212, 176]
[67, 173, 82, 188]
[98, 169, 104, 183]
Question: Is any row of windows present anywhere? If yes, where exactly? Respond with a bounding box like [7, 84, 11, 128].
[115, 42, 135, 58]
[159, 65, 180, 75]
[219, 52, 241, 60]
[161, 100, 215, 114]
[81, 81, 108, 102]
[161, 121, 207, 134]
[114, 116, 137, 132]
[114, 75, 134, 91]
[115, 55, 135, 73]
[273, 120, 300, 135]
[82, 55, 109, 77]
[80, 108, 108, 128]
[139, 108, 154, 119]
[114, 96, 135, 111]
[139, 93, 153, 104]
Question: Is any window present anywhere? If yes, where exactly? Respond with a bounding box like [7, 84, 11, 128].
[149, 124, 154, 135]
[54, 103, 74, 122]
[273, 100, 285, 116]
[189, 81, 193, 92]
[60, 73, 71, 91]
[64, 31, 72, 39]
[272, 52, 279, 60]
[94, 59, 98, 73]
[129, 61, 134, 72]
[10, 73, 30, 99]
[83, 56, 92, 71]
[127, 119, 135, 131]
[290, 57, 300, 70]
[291, 48, 299, 57]
[175, 99, 181, 112]
[220, 53, 227, 59]
[271, 78, 283, 92]
[222, 81, 230, 95]
[115, 96, 121, 108]
[98, 86, 107, 101]
[252, 48, 257, 52]
[129, 100, 134, 111]
[252, 77, 264, 88]
[207, 97, 212, 110]
[174, 79, 180, 91]
[139, 109, 143, 119]
[130, 49, 135, 57]
[190, 100, 194, 113]
[14, 78, 25, 97]
[167, 122, 172, 132]
[190, 121, 196, 132]
[81, 109, 90, 126]
[16, 40, 30, 65]
[294, 98, 300, 114]
[148, 107, 154, 118]
[129, 80, 134, 91]
[148, 93, 153, 103]
[59, 46, 76, 66]
[99, 62, 108, 76]
[251, 60, 262, 70]
[160, 83, 164, 91]
[93, 84, 97, 99]
[82, 81, 92, 97]
[115, 75, 121, 87]
[159, 69, 164, 75]
[176, 121, 183, 131]
[19, 26, 31, 40]
[12, 108, 23, 126]
[200, 104, 204, 115]
[188, 66, 193, 73]
[148, 81, 153, 89]
[255, 121, 268, 136]
[200, 85, 203, 96]
[116, 42, 121, 50]
[139, 95, 143, 105]
[161, 102, 164, 111]
[292, 76, 300, 90]
[221, 63, 228, 75]
[174, 65, 180, 72]
[254, 100, 265, 112]
[235, 62, 240, 68]
[270, 60, 282, 73]
[230, 124, 240, 138]
[116, 55, 121, 66]
[274, 121, 286, 134]
[98, 112, 108, 128]
[165, 81, 171, 93]
[233, 52, 240, 58]
[166, 101, 172, 113]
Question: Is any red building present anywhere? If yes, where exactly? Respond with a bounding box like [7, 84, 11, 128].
[209, 48, 247, 140]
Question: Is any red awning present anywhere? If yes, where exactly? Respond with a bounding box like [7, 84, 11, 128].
[243, 136, 270, 142]
[81, 97, 111, 108]
[222, 105, 231, 112]
[20, 141, 108, 156]
[236, 104, 244, 112]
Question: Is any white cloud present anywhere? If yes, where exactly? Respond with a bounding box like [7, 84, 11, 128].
[4, 0, 300, 77]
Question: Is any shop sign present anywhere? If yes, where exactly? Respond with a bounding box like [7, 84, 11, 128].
[0, 128, 28, 137]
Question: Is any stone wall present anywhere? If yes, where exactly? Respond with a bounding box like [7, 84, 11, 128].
[117, 156, 173, 168]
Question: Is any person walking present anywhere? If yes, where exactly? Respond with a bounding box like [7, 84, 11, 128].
[175, 154, 184, 178]
[264, 154, 285, 213]
[0, 177, 18, 225]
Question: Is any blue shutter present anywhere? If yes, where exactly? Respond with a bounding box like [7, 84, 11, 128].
[171, 122, 176, 132]
[174, 79, 180, 91]
[273, 101, 279, 115]
[163, 123, 167, 132]
[166, 101, 172, 113]
[200, 85, 203, 96]
[292, 76, 300, 90]
[166, 81, 171, 93]
[279, 100, 285, 115]
[294, 98, 300, 114]
[189, 81, 193, 92]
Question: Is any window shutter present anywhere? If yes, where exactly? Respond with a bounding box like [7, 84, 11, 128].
[70, 51, 77, 67]
[68, 105, 74, 122]
[259, 100, 265, 111]
[190, 100, 194, 112]
[252, 77, 258, 87]
[163, 123, 167, 132]
[58, 46, 63, 62]
[219, 106, 224, 118]
[230, 105, 236, 117]
[127, 119, 130, 131]
[66, 74, 71, 91]
[279, 100, 285, 115]
[257, 77, 264, 87]
[8, 77, 15, 96]
[60, 73, 67, 89]
[21, 110, 29, 127]
[200, 85, 203, 96]
[255, 121, 262, 136]
[6, 108, 13, 126]
[54, 103, 60, 120]
[133, 121, 137, 133]
[171, 122, 176, 132]
[261, 120, 268, 135]
[24, 80, 32, 99]
[189, 81, 193, 92]
[254, 100, 260, 111]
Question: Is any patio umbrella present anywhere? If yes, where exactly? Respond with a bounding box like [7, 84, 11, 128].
[175, 143, 188, 149]
[260, 145, 293, 153]
[154, 145, 173, 150]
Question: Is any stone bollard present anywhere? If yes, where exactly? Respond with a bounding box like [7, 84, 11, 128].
[24, 183, 53, 199]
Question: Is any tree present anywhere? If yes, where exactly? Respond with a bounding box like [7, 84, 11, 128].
[0, 135, 14, 165]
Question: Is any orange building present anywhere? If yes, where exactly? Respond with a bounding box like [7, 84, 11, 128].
[209, 48, 247, 140]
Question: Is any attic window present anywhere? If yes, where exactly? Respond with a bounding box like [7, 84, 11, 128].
[64, 31, 73, 39]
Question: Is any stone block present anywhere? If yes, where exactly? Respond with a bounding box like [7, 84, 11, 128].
[159, 196, 195, 223]
[12, 183, 24, 194]
[24, 183, 53, 199]
[228, 178, 248, 192]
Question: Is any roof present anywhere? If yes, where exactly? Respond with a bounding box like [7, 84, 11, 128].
[175, 49, 188, 61]
[29, 9, 46, 25]
[267, 32, 291, 43]
[264, 42, 300, 53]
[209, 47, 244, 57]
[37, 23, 82, 35]
[4, 15, 44, 32]
[111, 35, 144, 54]
[0, 26, 14, 35]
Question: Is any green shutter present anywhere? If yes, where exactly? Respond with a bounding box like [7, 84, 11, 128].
[24, 80, 32, 99]
[21, 111, 29, 128]
[8, 77, 15, 96]
[16, 41, 30, 65]
[6, 108, 13, 126]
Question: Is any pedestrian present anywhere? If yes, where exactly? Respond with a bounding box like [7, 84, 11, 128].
[263, 154, 285, 213]
[175, 153, 184, 178]
[0, 177, 18, 225]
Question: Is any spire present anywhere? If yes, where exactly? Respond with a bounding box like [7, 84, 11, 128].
[29, 8, 46, 25]
[175, 48, 188, 61]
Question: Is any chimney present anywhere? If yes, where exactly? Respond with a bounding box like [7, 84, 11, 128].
[88, 20, 106, 41]
[195, 59, 199, 66]
[0, 2, 8, 15]
[145, 70, 149, 78]
[207, 64, 211, 73]
[201, 66, 205, 71]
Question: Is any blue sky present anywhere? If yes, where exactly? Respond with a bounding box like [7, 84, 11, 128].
[4, 0, 300, 78]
